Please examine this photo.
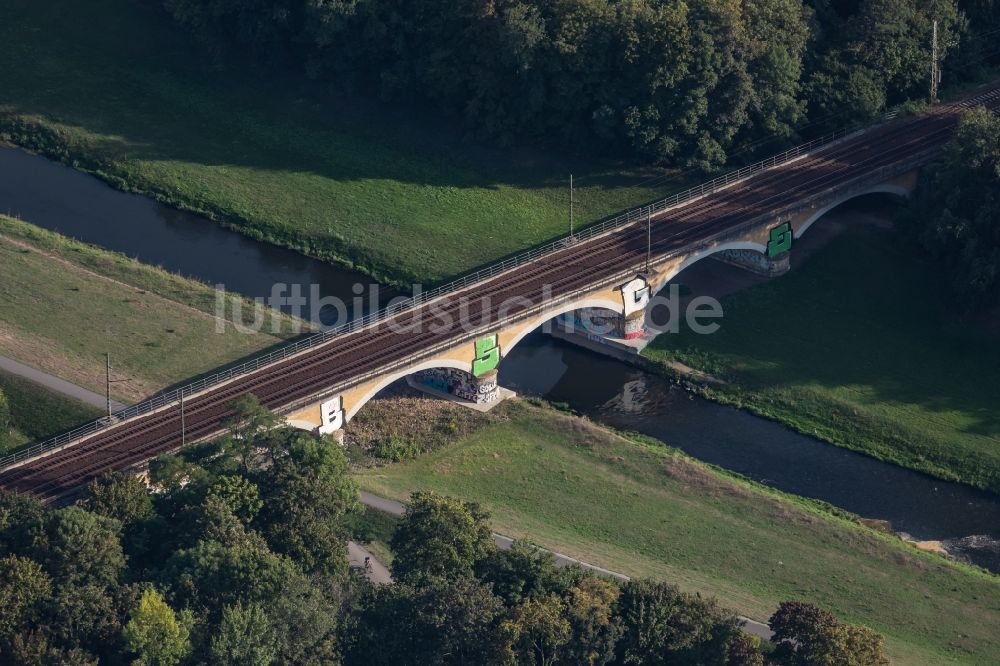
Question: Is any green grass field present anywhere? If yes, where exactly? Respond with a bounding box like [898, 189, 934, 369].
[0, 370, 102, 454]
[0, 0, 673, 285]
[643, 226, 1000, 493]
[354, 400, 1000, 665]
[0, 215, 299, 403]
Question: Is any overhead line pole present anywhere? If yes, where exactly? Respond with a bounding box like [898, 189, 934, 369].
[569, 173, 574, 239]
[646, 208, 652, 274]
[104, 353, 128, 422]
[106, 353, 111, 420]
[180, 390, 186, 447]
[931, 20, 939, 103]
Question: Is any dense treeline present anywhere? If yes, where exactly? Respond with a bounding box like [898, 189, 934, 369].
[905, 106, 1000, 310]
[161, 0, 998, 169]
[0, 395, 891, 665]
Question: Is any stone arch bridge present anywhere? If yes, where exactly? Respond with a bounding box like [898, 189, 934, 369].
[1, 84, 997, 501]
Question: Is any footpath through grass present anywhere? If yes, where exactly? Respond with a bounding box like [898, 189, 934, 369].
[643, 226, 1000, 493]
[0, 370, 102, 455]
[0, 0, 672, 285]
[354, 399, 1000, 665]
[0, 215, 301, 403]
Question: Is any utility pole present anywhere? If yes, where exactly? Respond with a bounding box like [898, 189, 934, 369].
[180, 390, 186, 447]
[931, 20, 939, 103]
[106, 353, 111, 420]
[646, 208, 652, 274]
[104, 353, 127, 421]
[569, 174, 574, 239]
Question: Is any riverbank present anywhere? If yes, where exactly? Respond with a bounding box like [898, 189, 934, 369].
[0, 0, 672, 287]
[351, 396, 1000, 665]
[643, 224, 1000, 494]
[0, 215, 302, 402]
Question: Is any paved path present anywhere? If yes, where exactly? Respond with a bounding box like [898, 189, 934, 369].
[347, 540, 392, 584]
[0, 355, 128, 412]
[358, 491, 773, 640]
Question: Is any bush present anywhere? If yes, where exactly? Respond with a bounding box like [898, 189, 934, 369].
[371, 435, 419, 463]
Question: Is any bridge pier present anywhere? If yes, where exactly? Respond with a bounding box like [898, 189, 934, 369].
[554, 307, 648, 343]
[714, 248, 790, 277]
[407, 367, 509, 408]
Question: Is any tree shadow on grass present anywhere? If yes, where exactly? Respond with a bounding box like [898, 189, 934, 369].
[663, 220, 1000, 441]
[0, 0, 669, 195]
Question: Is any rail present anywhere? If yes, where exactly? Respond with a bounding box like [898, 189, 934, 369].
[0, 107, 923, 471]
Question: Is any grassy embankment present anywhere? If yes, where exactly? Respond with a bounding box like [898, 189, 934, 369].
[0, 0, 672, 286]
[353, 398, 1000, 666]
[0, 214, 303, 407]
[0, 370, 102, 454]
[643, 225, 1000, 494]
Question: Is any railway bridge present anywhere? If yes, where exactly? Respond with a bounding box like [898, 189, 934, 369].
[2, 84, 998, 502]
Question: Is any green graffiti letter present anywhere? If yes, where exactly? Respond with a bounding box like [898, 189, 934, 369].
[767, 222, 793, 258]
[472, 334, 500, 377]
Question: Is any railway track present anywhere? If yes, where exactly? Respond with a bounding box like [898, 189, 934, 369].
[3, 86, 998, 502]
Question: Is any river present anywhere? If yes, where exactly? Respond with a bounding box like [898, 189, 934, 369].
[2, 144, 998, 572]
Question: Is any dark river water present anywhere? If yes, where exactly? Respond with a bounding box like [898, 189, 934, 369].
[0, 146, 392, 324]
[2, 144, 998, 572]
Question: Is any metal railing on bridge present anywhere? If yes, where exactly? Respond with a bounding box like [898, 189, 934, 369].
[0, 107, 915, 471]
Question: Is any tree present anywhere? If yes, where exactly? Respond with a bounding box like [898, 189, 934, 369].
[185, 495, 262, 548]
[256, 434, 356, 575]
[847, 0, 964, 103]
[742, 0, 812, 142]
[562, 576, 620, 666]
[209, 602, 276, 666]
[804, 53, 887, 127]
[835, 624, 891, 666]
[223, 394, 280, 472]
[476, 540, 566, 606]
[503, 594, 571, 666]
[33, 506, 125, 588]
[727, 633, 765, 666]
[390, 492, 495, 586]
[0, 554, 52, 639]
[161, 540, 301, 618]
[82, 473, 154, 526]
[0, 492, 45, 557]
[614, 580, 740, 666]
[44, 583, 128, 660]
[148, 453, 211, 495]
[769, 601, 889, 666]
[207, 475, 262, 524]
[8, 631, 99, 666]
[345, 576, 511, 666]
[907, 107, 1000, 309]
[122, 588, 191, 666]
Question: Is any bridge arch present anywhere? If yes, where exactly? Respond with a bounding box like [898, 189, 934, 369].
[652, 240, 769, 291]
[501, 296, 624, 352]
[794, 185, 911, 240]
[344, 357, 473, 422]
